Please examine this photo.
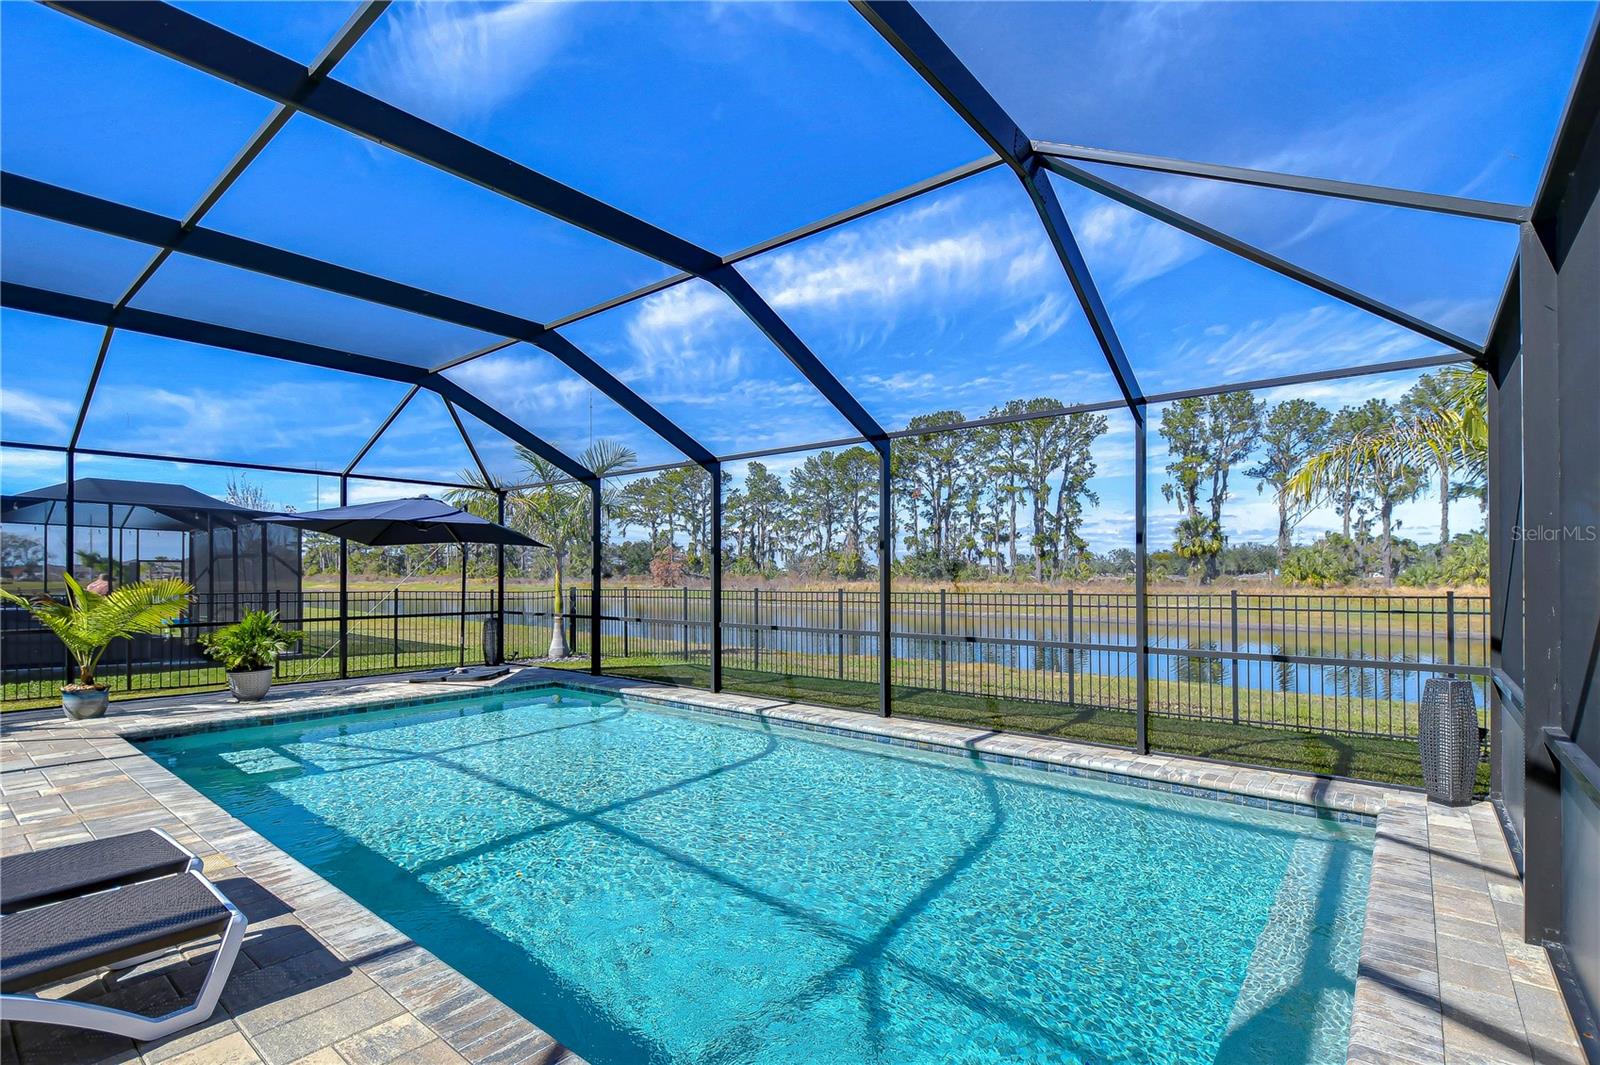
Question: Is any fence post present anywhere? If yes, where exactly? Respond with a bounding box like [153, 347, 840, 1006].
[1133, 416, 1148, 753]
[1446, 590, 1456, 676]
[753, 587, 762, 672]
[393, 590, 401, 671]
[590, 480, 602, 677]
[1230, 589, 1241, 725]
[837, 588, 845, 679]
[938, 589, 947, 692]
[568, 588, 578, 654]
[495, 491, 506, 666]
[709, 460, 723, 691]
[622, 586, 630, 658]
[1067, 588, 1075, 706]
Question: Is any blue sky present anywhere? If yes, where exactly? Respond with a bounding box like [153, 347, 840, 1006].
[2, 1, 1594, 551]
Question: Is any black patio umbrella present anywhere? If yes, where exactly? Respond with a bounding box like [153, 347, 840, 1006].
[257, 496, 545, 548]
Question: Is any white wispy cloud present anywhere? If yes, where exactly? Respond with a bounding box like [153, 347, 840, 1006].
[0, 445, 69, 484]
[0, 388, 77, 438]
[620, 282, 749, 389]
[1071, 195, 1205, 294]
[447, 348, 592, 421]
[357, 1, 572, 126]
[345, 480, 435, 505]
[1097, 2, 1215, 93]
[1005, 292, 1072, 345]
[1159, 305, 1440, 388]
[748, 188, 1055, 333]
[83, 382, 402, 469]
[1060, 70, 1514, 302]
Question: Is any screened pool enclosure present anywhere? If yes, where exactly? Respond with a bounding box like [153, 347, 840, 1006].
[2, 0, 1598, 1025]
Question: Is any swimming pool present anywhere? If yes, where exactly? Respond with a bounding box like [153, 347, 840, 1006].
[143, 683, 1374, 1065]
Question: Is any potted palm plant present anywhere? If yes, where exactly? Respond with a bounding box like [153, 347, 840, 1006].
[1, 574, 192, 720]
[198, 610, 303, 702]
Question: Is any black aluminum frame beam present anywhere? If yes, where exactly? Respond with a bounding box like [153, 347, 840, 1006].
[1, 281, 594, 482]
[0, 174, 717, 468]
[444, 398, 493, 486]
[536, 156, 1006, 331]
[59, 2, 389, 467]
[1520, 219, 1565, 945]
[1039, 156, 1486, 357]
[1, 438, 473, 491]
[49, 0, 886, 443]
[1031, 141, 1529, 223]
[49, 0, 713, 271]
[344, 385, 418, 476]
[1515, 7, 1600, 978]
[114, 0, 389, 314]
[65, 326, 115, 451]
[439, 153, 1003, 373]
[851, 0, 1143, 410]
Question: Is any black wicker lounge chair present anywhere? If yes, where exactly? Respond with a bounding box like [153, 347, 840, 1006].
[0, 845, 246, 1040]
[0, 829, 200, 914]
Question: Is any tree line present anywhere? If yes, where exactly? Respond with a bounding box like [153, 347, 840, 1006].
[220, 370, 1490, 593]
[601, 370, 1486, 587]
[1158, 369, 1483, 585]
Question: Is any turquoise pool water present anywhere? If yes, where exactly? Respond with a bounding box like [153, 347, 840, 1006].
[143, 685, 1373, 1065]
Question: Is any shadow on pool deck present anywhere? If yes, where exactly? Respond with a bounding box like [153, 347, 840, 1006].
[3, 876, 417, 1065]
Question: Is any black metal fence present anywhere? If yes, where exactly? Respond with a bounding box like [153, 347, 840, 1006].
[2, 587, 1488, 744]
[574, 587, 1489, 742]
[1, 590, 502, 704]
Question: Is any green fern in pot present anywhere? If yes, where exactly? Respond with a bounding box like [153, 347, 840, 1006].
[199, 610, 303, 702]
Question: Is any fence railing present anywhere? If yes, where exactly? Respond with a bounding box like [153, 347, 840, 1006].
[572, 587, 1489, 742]
[2, 587, 1489, 745]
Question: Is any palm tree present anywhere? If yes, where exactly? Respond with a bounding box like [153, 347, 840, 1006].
[447, 440, 637, 658]
[2, 575, 191, 688]
[1288, 368, 1486, 560]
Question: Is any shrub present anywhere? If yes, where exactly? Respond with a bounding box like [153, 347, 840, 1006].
[1403, 532, 1488, 586]
[649, 546, 686, 587]
[1281, 536, 1359, 587]
[199, 610, 303, 673]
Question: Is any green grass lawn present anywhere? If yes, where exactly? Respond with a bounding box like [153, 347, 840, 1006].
[552, 653, 1479, 791]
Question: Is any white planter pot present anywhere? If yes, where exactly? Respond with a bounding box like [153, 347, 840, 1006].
[227, 669, 274, 702]
[62, 688, 109, 720]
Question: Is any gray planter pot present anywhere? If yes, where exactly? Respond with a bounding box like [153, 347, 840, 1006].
[1419, 677, 1479, 805]
[62, 687, 109, 720]
[226, 669, 274, 702]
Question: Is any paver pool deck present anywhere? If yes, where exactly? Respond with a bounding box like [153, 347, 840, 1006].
[0, 667, 1586, 1065]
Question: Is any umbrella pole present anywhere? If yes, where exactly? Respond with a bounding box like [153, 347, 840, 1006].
[496, 492, 507, 666]
[590, 480, 601, 677]
[458, 542, 467, 668]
